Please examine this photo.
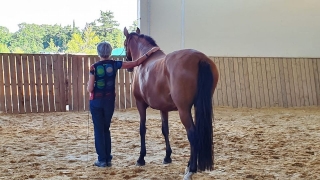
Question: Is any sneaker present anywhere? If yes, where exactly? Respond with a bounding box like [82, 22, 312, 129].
[106, 161, 112, 167]
[106, 155, 113, 167]
[94, 160, 106, 167]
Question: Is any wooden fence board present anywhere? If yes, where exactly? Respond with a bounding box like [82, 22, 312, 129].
[125, 69, 131, 108]
[0, 55, 5, 112]
[58, 54, 66, 112]
[129, 72, 136, 107]
[83, 56, 91, 111]
[34, 55, 43, 112]
[242, 58, 251, 107]
[237, 58, 246, 107]
[228, 58, 237, 107]
[288, 59, 296, 107]
[252, 58, 261, 108]
[295, 58, 304, 106]
[265, 58, 273, 107]
[115, 69, 120, 109]
[67, 55, 73, 111]
[274, 58, 282, 107]
[224, 58, 232, 107]
[304, 59, 313, 106]
[316, 59, 320, 105]
[212, 58, 218, 106]
[3, 55, 11, 113]
[261, 58, 270, 107]
[313, 59, 320, 106]
[72, 56, 80, 111]
[119, 69, 126, 109]
[16, 55, 24, 113]
[269, 58, 278, 107]
[53, 55, 61, 112]
[292, 59, 300, 107]
[46, 55, 55, 111]
[80, 57, 85, 111]
[256, 58, 265, 107]
[28, 55, 37, 112]
[40, 55, 49, 112]
[22, 55, 31, 113]
[9, 54, 19, 113]
[283, 58, 291, 107]
[213, 57, 223, 106]
[219, 57, 228, 106]
[247, 58, 256, 108]
[77, 56, 84, 111]
[300, 58, 309, 106]
[279, 58, 288, 107]
[308, 59, 317, 106]
[234, 58, 242, 107]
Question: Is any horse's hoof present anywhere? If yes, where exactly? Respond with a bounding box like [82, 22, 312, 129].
[163, 157, 172, 164]
[136, 160, 145, 166]
[183, 172, 194, 180]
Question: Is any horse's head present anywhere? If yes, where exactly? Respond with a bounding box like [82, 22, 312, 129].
[123, 27, 158, 72]
[123, 27, 141, 72]
[123, 27, 140, 61]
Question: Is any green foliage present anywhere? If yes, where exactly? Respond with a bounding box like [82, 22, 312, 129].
[89, 10, 120, 42]
[66, 27, 100, 54]
[0, 10, 137, 54]
[45, 38, 59, 53]
[42, 24, 80, 52]
[105, 28, 124, 49]
[0, 43, 10, 53]
[10, 23, 46, 53]
[0, 26, 11, 45]
[66, 33, 84, 53]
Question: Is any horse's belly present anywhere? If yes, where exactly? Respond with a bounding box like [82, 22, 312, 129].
[144, 93, 177, 111]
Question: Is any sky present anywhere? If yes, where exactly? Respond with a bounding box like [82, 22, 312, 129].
[0, 0, 137, 32]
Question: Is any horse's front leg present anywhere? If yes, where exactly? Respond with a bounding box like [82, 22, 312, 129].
[160, 110, 172, 164]
[136, 101, 148, 166]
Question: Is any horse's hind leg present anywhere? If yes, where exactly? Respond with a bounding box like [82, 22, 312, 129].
[136, 101, 148, 166]
[160, 110, 172, 164]
[178, 109, 198, 173]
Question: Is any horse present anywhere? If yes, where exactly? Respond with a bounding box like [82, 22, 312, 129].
[123, 27, 219, 180]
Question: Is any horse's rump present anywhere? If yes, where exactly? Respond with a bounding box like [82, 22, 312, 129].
[163, 49, 218, 110]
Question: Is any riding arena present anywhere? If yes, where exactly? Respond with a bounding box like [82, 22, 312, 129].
[1, 1, 320, 179]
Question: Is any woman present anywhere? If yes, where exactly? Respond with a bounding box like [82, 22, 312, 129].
[87, 41, 159, 167]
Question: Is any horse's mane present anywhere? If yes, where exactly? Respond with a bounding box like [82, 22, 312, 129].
[129, 32, 158, 47]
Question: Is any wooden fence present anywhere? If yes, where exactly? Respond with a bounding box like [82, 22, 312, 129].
[0, 54, 319, 113]
[211, 57, 320, 108]
[0, 54, 134, 113]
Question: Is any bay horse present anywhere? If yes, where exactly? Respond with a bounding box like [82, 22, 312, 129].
[123, 27, 219, 180]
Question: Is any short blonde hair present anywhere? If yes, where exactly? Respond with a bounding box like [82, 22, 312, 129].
[97, 42, 112, 58]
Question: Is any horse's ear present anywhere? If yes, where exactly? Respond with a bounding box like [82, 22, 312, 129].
[124, 27, 129, 37]
[136, 27, 140, 34]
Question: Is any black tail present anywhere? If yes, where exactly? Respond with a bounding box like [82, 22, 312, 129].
[194, 60, 214, 171]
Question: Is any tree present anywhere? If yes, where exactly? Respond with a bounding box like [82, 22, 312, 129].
[42, 24, 80, 53]
[66, 26, 100, 54]
[89, 10, 120, 42]
[105, 28, 124, 49]
[0, 26, 11, 45]
[0, 43, 10, 53]
[44, 38, 59, 53]
[10, 23, 45, 53]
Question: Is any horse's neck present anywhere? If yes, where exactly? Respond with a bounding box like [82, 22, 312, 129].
[136, 44, 154, 58]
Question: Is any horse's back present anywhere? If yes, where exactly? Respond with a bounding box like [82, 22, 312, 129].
[165, 49, 218, 89]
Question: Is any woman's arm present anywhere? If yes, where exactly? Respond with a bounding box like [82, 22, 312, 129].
[87, 74, 95, 93]
[121, 47, 160, 69]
